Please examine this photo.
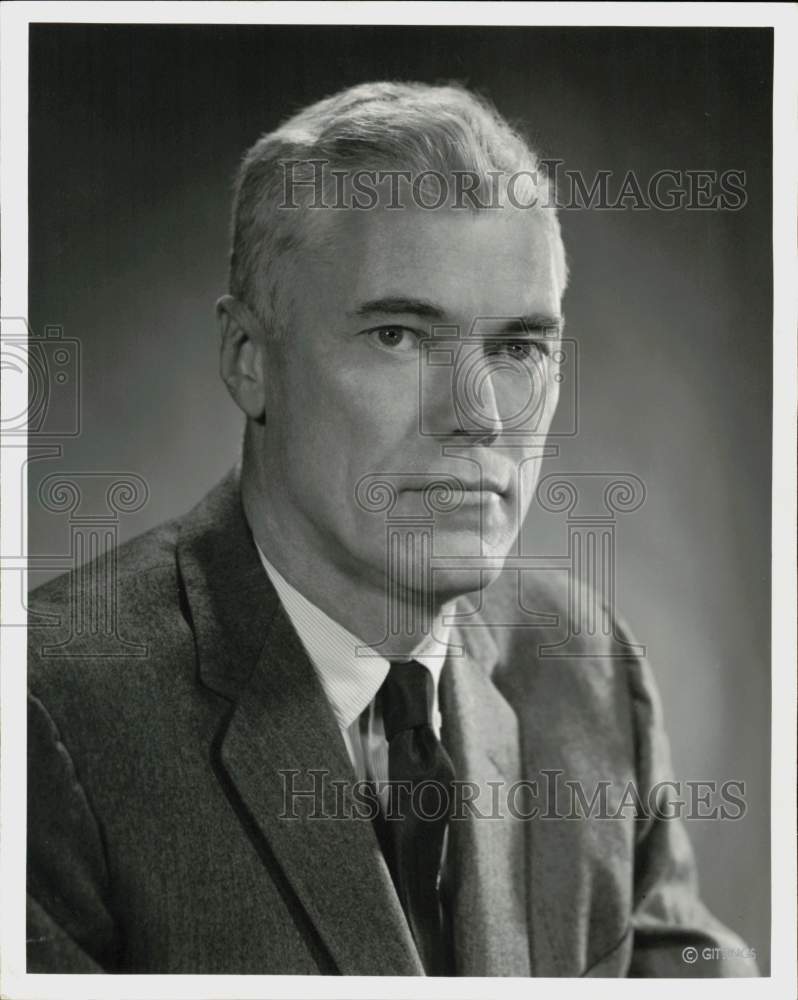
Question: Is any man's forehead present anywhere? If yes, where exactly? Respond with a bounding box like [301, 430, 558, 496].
[302, 204, 563, 319]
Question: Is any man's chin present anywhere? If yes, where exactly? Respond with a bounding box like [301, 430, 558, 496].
[363, 520, 517, 604]
[427, 526, 515, 600]
[431, 562, 505, 603]
[432, 520, 517, 557]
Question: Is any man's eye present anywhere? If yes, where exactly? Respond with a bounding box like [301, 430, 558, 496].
[485, 340, 543, 361]
[369, 326, 420, 352]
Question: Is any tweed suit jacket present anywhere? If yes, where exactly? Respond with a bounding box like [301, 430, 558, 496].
[27, 468, 757, 976]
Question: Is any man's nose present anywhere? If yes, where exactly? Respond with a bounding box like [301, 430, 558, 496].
[454, 352, 505, 439]
[421, 345, 507, 444]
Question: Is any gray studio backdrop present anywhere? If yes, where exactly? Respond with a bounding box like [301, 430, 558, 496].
[27, 25, 771, 969]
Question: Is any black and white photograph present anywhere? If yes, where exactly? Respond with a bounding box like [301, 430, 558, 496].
[1, 3, 795, 996]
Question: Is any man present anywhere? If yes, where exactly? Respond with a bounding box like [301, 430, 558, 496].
[27, 81, 756, 976]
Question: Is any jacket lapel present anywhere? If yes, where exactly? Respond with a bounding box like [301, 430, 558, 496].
[440, 615, 532, 977]
[450, 605, 590, 977]
[176, 469, 423, 976]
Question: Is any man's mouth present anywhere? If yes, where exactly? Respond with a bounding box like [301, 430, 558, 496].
[403, 476, 509, 504]
[452, 488, 504, 506]
[462, 477, 507, 494]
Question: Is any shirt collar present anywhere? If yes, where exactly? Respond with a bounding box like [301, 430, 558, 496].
[255, 544, 450, 730]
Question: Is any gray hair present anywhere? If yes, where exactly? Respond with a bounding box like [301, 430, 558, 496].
[228, 81, 566, 331]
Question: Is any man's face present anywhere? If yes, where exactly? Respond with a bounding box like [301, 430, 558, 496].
[256, 204, 564, 598]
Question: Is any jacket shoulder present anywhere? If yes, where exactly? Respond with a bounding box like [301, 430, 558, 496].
[29, 513, 179, 620]
[480, 568, 650, 723]
[27, 513, 189, 694]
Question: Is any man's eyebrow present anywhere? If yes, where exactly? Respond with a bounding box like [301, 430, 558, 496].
[351, 297, 564, 333]
[352, 296, 447, 319]
[475, 314, 565, 338]
[493, 314, 564, 333]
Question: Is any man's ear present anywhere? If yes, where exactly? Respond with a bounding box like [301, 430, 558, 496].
[216, 295, 268, 422]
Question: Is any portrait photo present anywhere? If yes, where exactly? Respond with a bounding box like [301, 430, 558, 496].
[1, 4, 795, 998]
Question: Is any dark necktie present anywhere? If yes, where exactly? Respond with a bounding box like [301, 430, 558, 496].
[377, 659, 455, 976]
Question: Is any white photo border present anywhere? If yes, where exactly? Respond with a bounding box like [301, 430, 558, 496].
[2, 3, 795, 999]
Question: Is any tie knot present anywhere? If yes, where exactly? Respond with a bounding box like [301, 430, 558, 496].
[380, 660, 433, 741]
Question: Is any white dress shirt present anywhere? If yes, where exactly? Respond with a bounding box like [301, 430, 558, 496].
[255, 544, 452, 794]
